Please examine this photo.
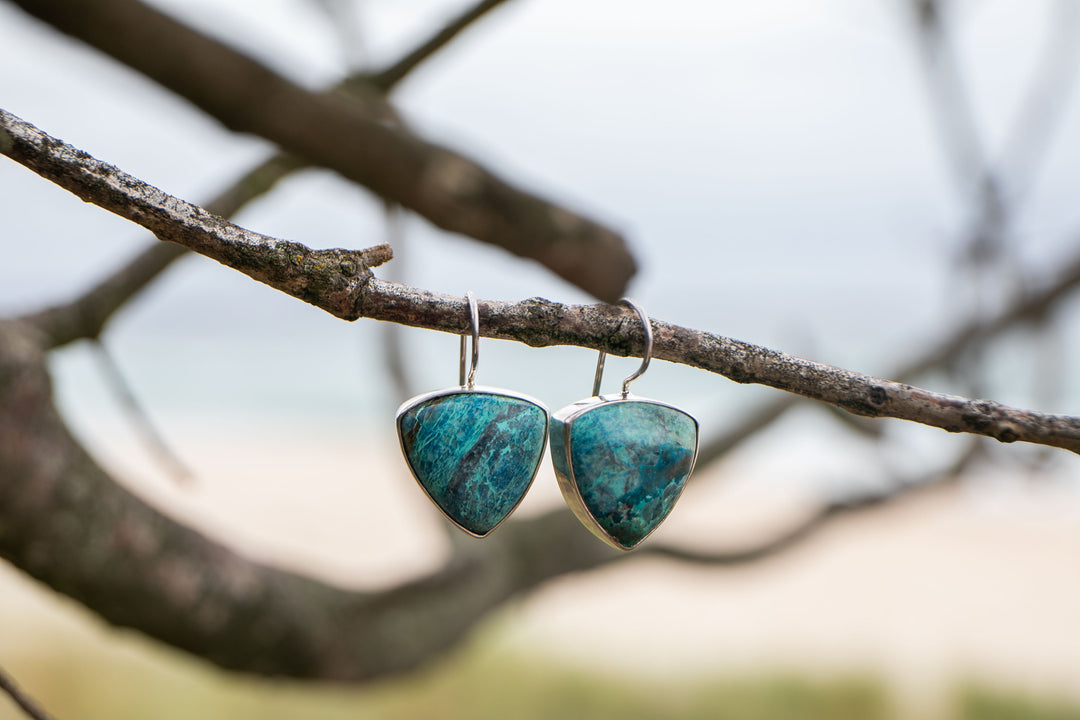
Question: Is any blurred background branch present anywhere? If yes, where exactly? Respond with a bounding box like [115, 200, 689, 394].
[6, 0, 635, 302]
[650, 439, 982, 565]
[0, 664, 56, 720]
[17, 0, 516, 350]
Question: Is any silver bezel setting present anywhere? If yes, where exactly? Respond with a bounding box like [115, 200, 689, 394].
[396, 385, 550, 538]
[551, 392, 699, 550]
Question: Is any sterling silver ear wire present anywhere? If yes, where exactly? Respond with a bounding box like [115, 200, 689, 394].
[459, 290, 480, 389]
[592, 297, 652, 397]
[550, 298, 699, 550]
[396, 292, 548, 537]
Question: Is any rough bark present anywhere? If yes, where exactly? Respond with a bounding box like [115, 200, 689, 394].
[4, 107, 1080, 454]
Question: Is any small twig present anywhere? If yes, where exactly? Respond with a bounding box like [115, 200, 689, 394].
[696, 238, 1080, 466]
[22, 152, 309, 349]
[999, 0, 1080, 200]
[911, 1, 1008, 282]
[822, 403, 885, 439]
[312, 0, 369, 72]
[371, 0, 514, 90]
[911, 0, 987, 195]
[649, 440, 982, 565]
[0, 664, 58, 720]
[90, 338, 193, 485]
[912, 0, 1080, 259]
[906, 0, 1080, 465]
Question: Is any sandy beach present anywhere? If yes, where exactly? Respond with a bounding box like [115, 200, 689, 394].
[3, 420, 1078, 708]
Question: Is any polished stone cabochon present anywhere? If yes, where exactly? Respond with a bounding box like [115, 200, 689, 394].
[552, 399, 697, 549]
[397, 390, 547, 536]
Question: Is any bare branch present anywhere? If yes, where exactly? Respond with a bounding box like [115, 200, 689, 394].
[1, 108, 393, 322]
[697, 241, 1080, 467]
[0, 315, 618, 681]
[22, 152, 309, 348]
[312, 0, 369, 71]
[910, 0, 1080, 270]
[362, 280, 1080, 453]
[713, 0, 1080, 460]
[89, 339, 193, 484]
[371, 0, 514, 90]
[5, 108, 1080, 454]
[911, 0, 986, 194]
[999, 0, 1080, 197]
[648, 441, 981, 566]
[17, 0, 523, 348]
[24, 243, 189, 349]
[697, 396, 796, 467]
[6, 0, 635, 302]
[0, 664, 58, 720]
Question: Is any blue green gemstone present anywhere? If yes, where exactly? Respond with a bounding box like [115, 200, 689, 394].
[554, 399, 697, 550]
[397, 390, 547, 536]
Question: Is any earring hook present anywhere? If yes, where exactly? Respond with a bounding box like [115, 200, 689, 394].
[459, 291, 480, 389]
[591, 297, 653, 397]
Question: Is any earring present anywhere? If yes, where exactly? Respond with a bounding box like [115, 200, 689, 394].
[550, 298, 699, 550]
[396, 291, 549, 537]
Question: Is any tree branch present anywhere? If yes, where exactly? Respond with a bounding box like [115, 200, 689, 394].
[89, 338, 193, 484]
[0, 664, 57, 720]
[0, 315, 618, 681]
[6, 0, 635, 302]
[999, 0, 1080, 195]
[697, 238, 1080, 467]
[1, 108, 393, 322]
[16, 0, 525, 348]
[23, 243, 189, 349]
[4, 107, 1080, 454]
[21, 151, 308, 348]
[370, 0, 514, 90]
[647, 440, 981, 565]
[911, 0, 987, 194]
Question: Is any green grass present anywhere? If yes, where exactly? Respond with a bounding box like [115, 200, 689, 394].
[3, 647, 889, 720]
[955, 686, 1080, 720]
[2, 628, 1078, 720]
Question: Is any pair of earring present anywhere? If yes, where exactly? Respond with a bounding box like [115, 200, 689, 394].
[395, 292, 699, 550]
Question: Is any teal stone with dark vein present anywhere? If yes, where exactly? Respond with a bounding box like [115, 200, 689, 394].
[397, 390, 547, 536]
[565, 400, 697, 549]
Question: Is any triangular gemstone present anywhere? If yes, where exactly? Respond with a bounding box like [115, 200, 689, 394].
[553, 398, 698, 550]
[397, 389, 548, 536]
